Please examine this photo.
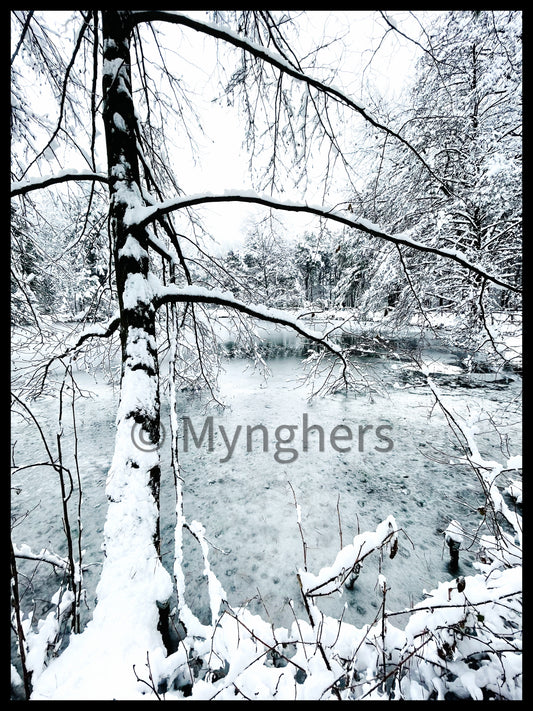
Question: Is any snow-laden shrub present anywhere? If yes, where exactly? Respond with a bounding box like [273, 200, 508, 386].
[156, 510, 520, 700]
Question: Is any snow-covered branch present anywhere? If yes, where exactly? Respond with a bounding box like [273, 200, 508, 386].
[11, 170, 109, 197]
[130, 191, 520, 293]
[155, 282, 346, 364]
[424, 375, 522, 570]
[130, 11, 450, 194]
[298, 515, 398, 597]
[12, 543, 75, 573]
[70, 314, 121, 349]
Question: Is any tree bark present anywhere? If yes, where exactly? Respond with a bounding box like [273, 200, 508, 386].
[102, 10, 162, 550]
[100, 11, 171, 651]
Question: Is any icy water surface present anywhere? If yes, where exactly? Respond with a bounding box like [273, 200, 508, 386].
[11, 329, 522, 633]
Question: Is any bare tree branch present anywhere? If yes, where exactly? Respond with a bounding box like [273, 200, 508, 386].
[20, 11, 94, 179]
[129, 10, 453, 195]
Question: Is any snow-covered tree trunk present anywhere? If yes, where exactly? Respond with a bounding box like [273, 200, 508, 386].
[102, 10, 163, 547]
[98, 6, 172, 654]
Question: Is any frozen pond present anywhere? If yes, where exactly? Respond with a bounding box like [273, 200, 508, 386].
[11, 325, 522, 636]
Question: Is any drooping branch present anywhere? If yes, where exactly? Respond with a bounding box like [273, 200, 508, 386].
[19, 11, 94, 180]
[129, 190, 521, 294]
[155, 283, 343, 359]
